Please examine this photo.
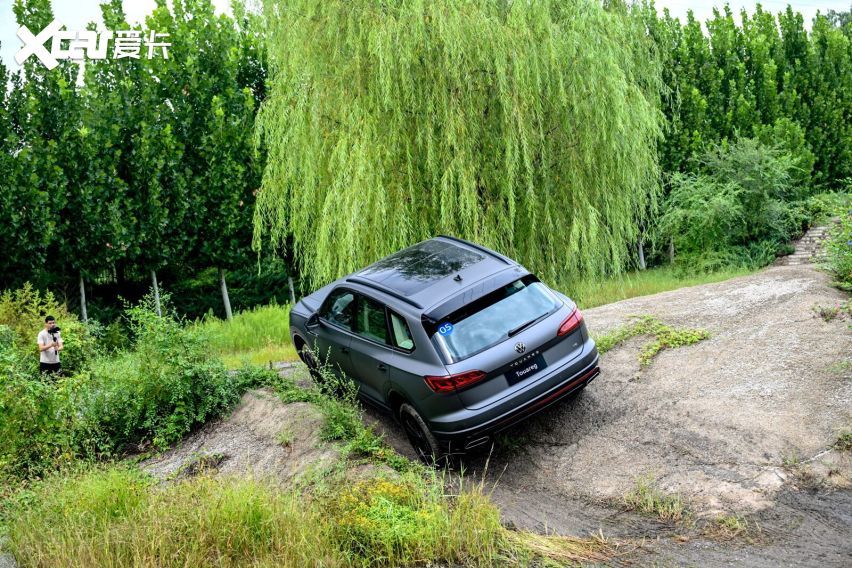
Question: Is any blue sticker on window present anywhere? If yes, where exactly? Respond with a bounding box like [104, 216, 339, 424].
[438, 322, 454, 336]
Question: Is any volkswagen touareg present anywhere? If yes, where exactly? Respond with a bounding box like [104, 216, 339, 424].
[290, 236, 600, 462]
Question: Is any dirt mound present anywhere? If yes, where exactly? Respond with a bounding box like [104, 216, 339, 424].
[142, 388, 341, 485]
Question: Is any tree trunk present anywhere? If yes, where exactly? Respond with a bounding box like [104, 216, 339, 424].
[150, 270, 162, 317]
[288, 276, 296, 304]
[219, 267, 233, 321]
[637, 239, 646, 271]
[79, 271, 88, 322]
[669, 238, 675, 264]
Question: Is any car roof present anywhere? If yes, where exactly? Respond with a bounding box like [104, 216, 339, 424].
[344, 236, 520, 311]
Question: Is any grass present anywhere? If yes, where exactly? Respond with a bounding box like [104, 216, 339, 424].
[277, 427, 294, 448]
[1, 465, 620, 567]
[622, 476, 686, 522]
[811, 300, 851, 323]
[835, 432, 852, 452]
[702, 514, 761, 542]
[199, 303, 298, 368]
[564, 265, 753, 309]
[593, 315, 710, 366]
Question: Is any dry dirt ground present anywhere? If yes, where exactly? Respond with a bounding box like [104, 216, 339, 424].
[136, 263, 851, 566]
[365, 263, 852, 566]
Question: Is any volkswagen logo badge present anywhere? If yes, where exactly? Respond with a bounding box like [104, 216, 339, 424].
[515, 342, 526, 354]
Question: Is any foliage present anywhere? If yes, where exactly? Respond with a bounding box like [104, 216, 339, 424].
[0, 283, 96, 375]
[4, 466, 339, 568]
[593, 315, 709, 367]
[804, 191, 852, 225]
[658, 138, 806, 269]
[2, 463, 616, 567]
[644, 3, 851, 189]
[0, 291, 275, 479]
[75, 294, 273, 454]
[325, 476, 503, 565]
[254, 0, 664, 289]
[622, 475, 686, 522]
[1, 0, 267, 321]
[824, 213, 852, 290]
[0, 328, 76, 477]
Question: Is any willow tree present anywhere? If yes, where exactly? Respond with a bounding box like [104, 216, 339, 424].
[253, 0, 664, 289]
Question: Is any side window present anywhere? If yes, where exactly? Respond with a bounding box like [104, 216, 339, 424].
[320, 289, 355, 331]
[389, 311, 415, 352]
[355, 295, 389, 344]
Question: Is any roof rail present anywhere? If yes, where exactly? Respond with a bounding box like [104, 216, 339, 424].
[345, 276, 424, 309]
[436, 235, 513, 265]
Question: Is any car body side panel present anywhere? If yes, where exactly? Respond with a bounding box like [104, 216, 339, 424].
[312, 321, 354, 379]
[348, 334, 391, 403]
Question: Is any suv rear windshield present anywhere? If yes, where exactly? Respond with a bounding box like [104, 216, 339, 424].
[430, 275, 561, 363]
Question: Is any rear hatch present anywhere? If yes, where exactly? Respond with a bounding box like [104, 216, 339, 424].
[425, 275, 585, 410]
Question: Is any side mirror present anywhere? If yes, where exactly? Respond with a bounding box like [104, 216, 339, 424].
[306, 312, 320, 329]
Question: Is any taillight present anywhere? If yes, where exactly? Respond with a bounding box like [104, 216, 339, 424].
[557, 307, 583, 336]
[424, 370, 486, 393]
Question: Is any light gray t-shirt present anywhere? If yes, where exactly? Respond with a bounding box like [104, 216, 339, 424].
[37, 329, 61, 364]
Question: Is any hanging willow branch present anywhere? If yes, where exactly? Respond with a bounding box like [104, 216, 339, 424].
[254, 0, 664, 290]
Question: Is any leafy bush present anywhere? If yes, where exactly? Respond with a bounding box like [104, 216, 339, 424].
[76, 294, 276, 454]
[0, 283, 96, 375]
[659, 138, 808, 270]
[0, 327, 76, 477]
[0, 290, 277, 479]
[824, 213, 852, 290]
[803, 191, 852, 225]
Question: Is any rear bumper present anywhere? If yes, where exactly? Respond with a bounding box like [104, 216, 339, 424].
[429, 339, 599, 446]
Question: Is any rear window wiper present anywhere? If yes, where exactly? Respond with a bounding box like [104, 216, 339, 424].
[508, 317, 539, 337]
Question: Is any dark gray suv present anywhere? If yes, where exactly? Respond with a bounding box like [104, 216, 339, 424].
[290, 236, 599, 462]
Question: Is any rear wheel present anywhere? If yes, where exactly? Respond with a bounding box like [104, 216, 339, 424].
[399, 403, 448, 467]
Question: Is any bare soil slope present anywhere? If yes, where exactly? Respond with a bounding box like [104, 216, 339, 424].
[142, 388, 342, 485]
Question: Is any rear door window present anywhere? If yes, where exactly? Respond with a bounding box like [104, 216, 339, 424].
[431, 276, 561, 362]
[355, 294, 389, 344]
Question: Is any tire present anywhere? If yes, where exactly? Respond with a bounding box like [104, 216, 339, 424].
[398, 403, 449, 467]
[296, 339, 322, 381]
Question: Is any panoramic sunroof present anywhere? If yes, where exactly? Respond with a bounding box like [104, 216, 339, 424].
[359, 240, 484, 295]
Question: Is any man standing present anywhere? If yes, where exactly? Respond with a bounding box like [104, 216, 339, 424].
[37, 315, 63, 376]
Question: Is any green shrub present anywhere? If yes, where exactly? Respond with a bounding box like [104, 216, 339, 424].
[0, 329, 76, 477]
[658, 138, 808, 270]
[824, 213, 852, 290]
[0, 290, 279, 479]
[76, 294, 276, 454]
[804, 191, 852, 225]
[0, 283, 96, 375]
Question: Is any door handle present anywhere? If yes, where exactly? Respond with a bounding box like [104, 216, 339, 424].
[377, 363, 387, 372]
[341, 346, 350, 354]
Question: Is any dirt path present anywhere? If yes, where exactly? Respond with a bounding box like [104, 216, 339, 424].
[366, 264, 852, 566]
